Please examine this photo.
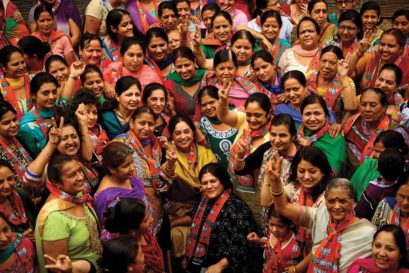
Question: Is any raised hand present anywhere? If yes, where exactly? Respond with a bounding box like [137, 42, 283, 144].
[337, 58, 350, 78]
[247, 232, 260, 242]
[357, 29, 371, 55]
[69, 61, 86, 78]
[193, 25, 201, 49]
[44, 254, 72, 272]
[265, 151, 283, 183]
[75, 103, 88, 126]
[218, 80, 232, 104]
[236, 130, 250, 158]
[165, 141, 178, 169]
[48, 117, 64, 146]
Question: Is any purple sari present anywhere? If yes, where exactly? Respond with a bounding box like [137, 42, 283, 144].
[94, 176, 146, 223]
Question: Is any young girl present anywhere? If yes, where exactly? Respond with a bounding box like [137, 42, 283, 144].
[247, 205, 303, 273]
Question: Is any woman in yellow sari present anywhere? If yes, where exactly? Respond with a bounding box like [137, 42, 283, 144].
[162, 115, 216, 259]
[308, 0, 337, 45]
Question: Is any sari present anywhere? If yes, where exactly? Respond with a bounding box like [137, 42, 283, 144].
[17, 107, 57, 158]
[35, 180, 101, 273]
[0, 17, 30, 48]
[319, 23, 337, 45]
[202, 71, 276, 108]
[298, 123, 347, 175]
[113, 132, 172, 236]
[350, 157, 380, 201]
[344, 114, 394, 165]
[300, 206, 375, 273]
[94, 176, 146, 223]
[126, 0, 160, 34]
[165, 69, 206, 121]
[101, 35, 121, 68]
[29, 0, 82, 37]
[103, 61, 164, 90]
[348, 258, 409, 273]
[89, 124, 109, 155]
[32, 30, 74, 58]
[0, 233, 35, 273]
[0, 137, 32, 184]
[0, 74, 32, 120]
[100, 110, 130, 140]
[358, 51, 409, 90]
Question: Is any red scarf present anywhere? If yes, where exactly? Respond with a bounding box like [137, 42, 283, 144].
[141, 231, 166, 273]
[228, 125, 270, 193]
[265, 233, 301, 273]
[307, 212, 356, 273]
[304, 46, 322, 75]
[32, 30, 66, 45]
[9, 233, 34, 273]
[128, 130, 165, 190]
[296, 186, 313, 245]
[46, 179, 93, 205]
[79, 161, 99, 190]
[0, 75, 32, 120]
[0, 137, 31, 182]
[343, 113, 391, 163]
[390, 204, 409, 249]
[0, 190, 27, 226]
[183, 189, 232, 269]
[260, 38, 281, 60]
[202, 71, 277, 105]
[340, 40, 358, 59]
[307, 72, 343, 109]
[89, 125, 109, 155]
[297, 121, 329, 142]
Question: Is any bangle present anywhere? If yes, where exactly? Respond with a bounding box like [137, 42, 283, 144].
[270, 186, 284, 197]
[237, 156, 246, 162]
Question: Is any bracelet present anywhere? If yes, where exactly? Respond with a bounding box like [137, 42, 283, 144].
[270, 186, 284, 197]
[69, 74, 78, 80]
[237, 155, 246, 162]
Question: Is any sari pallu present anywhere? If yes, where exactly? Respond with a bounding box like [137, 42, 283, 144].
[0, 233, 35, 273]
[307, 213, 356, 273]
[361, 51, 409, 89]
[126, 0, 160, 34]
[306, 71, 343, 110]
[202, 71, 277, 107]
[182, 189, 232, 269]
[0, 190, 28, 229]
[348, 258, 409, 273]
[0, 75, 32, 120]
[0, 137, 32, 183]
[343, 113, 392, 163]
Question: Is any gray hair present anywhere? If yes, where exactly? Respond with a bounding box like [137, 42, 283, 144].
[324, 178, 355, 199]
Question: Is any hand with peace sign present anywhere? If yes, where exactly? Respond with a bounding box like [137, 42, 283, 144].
[236, 129, 251, 160]
[192, 25, 202, 50]
[357, 29, 371, 57]
[44, 254, 73, 272]
[165, 141, 178, 174]
[48, 117, 64, 147]
[265, 151, 283, 185]
[218, 80, 232, 106]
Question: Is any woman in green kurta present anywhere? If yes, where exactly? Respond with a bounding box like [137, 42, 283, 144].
[198, 86, 238, 168]
[297, 94, 346, 176]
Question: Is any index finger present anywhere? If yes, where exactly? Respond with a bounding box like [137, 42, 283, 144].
[59, 117, 64, 129]
[51, 117, 57, 129]
[43, 254, 57, 264]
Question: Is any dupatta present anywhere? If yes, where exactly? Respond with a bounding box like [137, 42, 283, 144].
[0, 74, 32, 119]
[307, 212, 356, 273]
[182, 189, 232, 269]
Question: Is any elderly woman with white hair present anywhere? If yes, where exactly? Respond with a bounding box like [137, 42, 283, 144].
[265, 155, 376, 273]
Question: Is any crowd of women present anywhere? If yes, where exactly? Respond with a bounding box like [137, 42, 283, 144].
[1, 0, 409, 272]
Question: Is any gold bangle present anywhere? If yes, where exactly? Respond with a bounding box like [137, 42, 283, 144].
[270, 186, 284, 197]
